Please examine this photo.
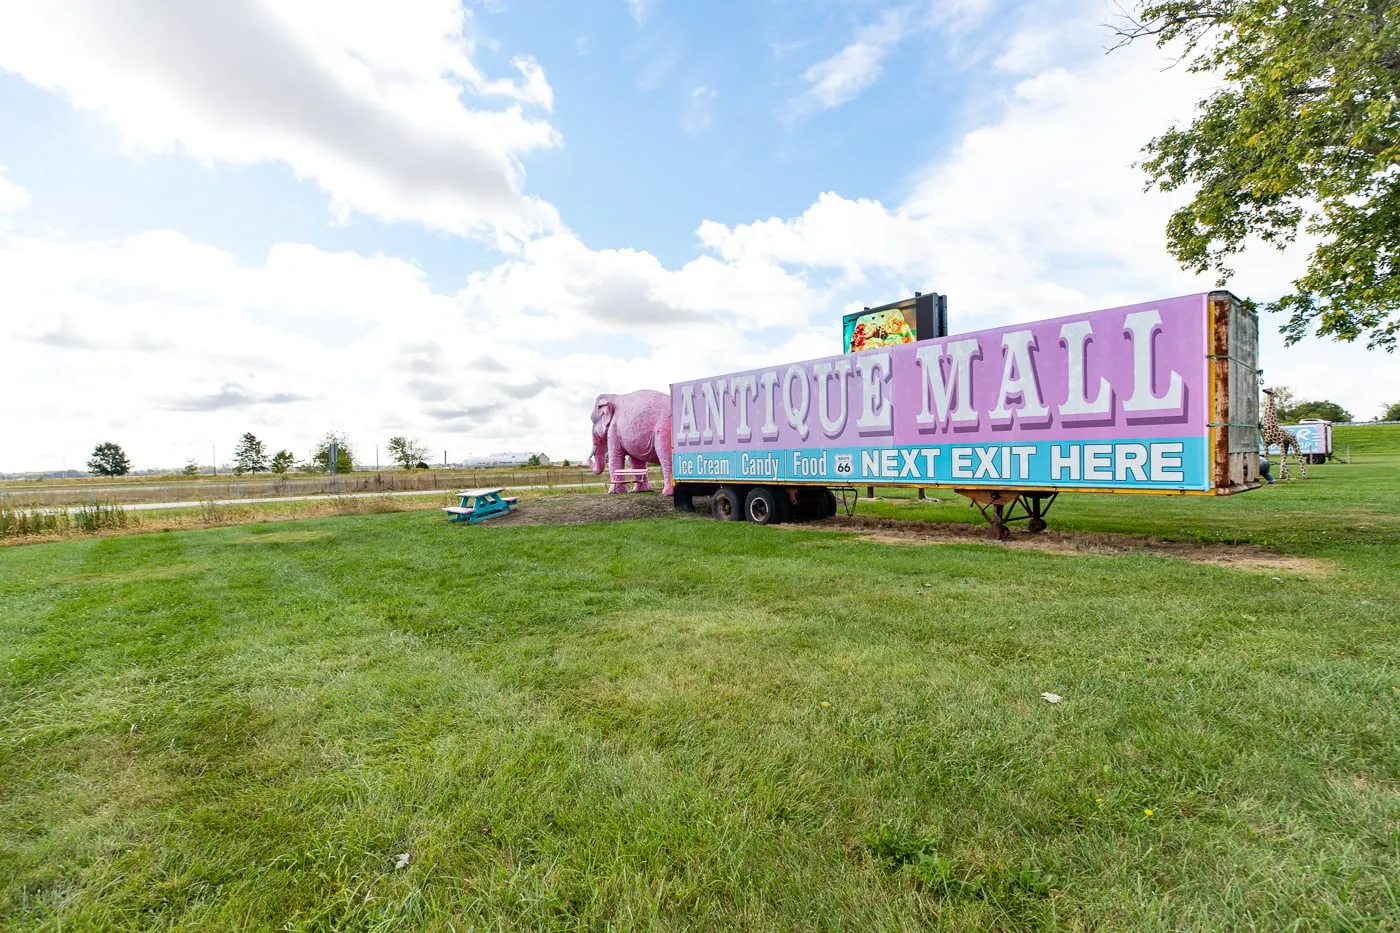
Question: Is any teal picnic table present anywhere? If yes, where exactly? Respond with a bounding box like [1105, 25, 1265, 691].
[443, 487, 519, 524]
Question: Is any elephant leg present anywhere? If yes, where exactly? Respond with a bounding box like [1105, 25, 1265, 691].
[607, 431, 628, 494]
[631, 454, 652, 491]
[655, 424, 674, 496]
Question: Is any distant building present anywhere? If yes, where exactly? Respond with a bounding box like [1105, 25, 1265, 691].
[462, 451, 552, 468]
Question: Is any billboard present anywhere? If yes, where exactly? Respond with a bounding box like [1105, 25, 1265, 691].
[842, 292, 949, 354]
[673, 293, 1232, 493]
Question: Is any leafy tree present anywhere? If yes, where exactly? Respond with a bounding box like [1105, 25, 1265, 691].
[181, 460, 200, 477]
[270, 449, 295, 473]
[87, 441, 131, 477]
[525, 453, 542, 467]
[232, 432, 268, 474]
[1118, 0, 1400, 350]
[1382, 401, 1400, 421]
[1280, 399, 1353, 422]
[386, 436, 429, 470]
[307, 432, 354, 473]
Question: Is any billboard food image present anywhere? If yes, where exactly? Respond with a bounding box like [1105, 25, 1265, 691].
[842, 292, 948, 354]
[673, 292, 1258, 494]
[843, 306, 916, 352]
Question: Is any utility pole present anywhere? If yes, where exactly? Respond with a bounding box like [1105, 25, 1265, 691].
[212, 445, 216, 476]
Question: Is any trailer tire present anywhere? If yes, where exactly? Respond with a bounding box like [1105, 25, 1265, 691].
[712, 487, 743, 521]
[776, 491, 794, 523]
[744, 487, 780, 525]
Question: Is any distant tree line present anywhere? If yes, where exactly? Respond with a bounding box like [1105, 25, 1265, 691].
[231, 432, 297, 475]
[229, 431, 346, 474]
[230, 431, 434, 474]
[1266, 387, 1357, 423]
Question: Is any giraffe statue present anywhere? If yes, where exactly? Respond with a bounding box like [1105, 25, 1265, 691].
[1261, 388, 1307, 480]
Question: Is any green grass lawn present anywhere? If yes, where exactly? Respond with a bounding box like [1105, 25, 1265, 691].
[2, 434, 1398, 931]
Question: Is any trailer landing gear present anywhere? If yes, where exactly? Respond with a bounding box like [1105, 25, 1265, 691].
[830, 487, 858, 517]
[956, 490, 1058, 540]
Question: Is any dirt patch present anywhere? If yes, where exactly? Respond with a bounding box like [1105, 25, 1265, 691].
[472, 492, 681, 527]
[466, 495, 1326, 574]
[829, 515, 1331, 575]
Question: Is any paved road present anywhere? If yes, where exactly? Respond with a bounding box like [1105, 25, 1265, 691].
[32, 483, 609, 515]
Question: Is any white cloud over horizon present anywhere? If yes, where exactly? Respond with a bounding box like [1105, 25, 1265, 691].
[0, 223, 839, 471]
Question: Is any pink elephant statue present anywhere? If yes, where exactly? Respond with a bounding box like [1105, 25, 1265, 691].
[589, 389, 675, 495]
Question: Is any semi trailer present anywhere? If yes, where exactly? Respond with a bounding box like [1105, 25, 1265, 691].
[668, 290, 1262, 537]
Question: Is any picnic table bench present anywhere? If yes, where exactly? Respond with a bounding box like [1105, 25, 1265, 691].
[443, 487, 519, 524]
[609, 466, 652, 493]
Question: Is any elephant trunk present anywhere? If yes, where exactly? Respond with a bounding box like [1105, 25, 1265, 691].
[589, 432, 608, 475]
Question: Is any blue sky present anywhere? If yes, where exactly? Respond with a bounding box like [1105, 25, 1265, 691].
[502, 0, 966, 263]
[0, 0, 1393, 472]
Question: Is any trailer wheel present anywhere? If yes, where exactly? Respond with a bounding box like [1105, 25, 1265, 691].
[776, 491, 795, 523]
[712, 487, 743, 521]
[824, 489, 838, 519]
[744, 488, 779, 525]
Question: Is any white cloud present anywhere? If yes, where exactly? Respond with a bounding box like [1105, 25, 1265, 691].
[0, 0, 561, 244]
[923, 0, 1000, 41]
[458, 231, 820, 340]
[626, 0, 654, 23]
[0, 166, 27, 214]
[799, 9, 907, 111]
[0, 223, 836, 472]
[681, 85, 717, 135]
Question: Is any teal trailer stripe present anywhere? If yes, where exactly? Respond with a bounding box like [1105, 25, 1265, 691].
[674, 437, 1210, 491]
